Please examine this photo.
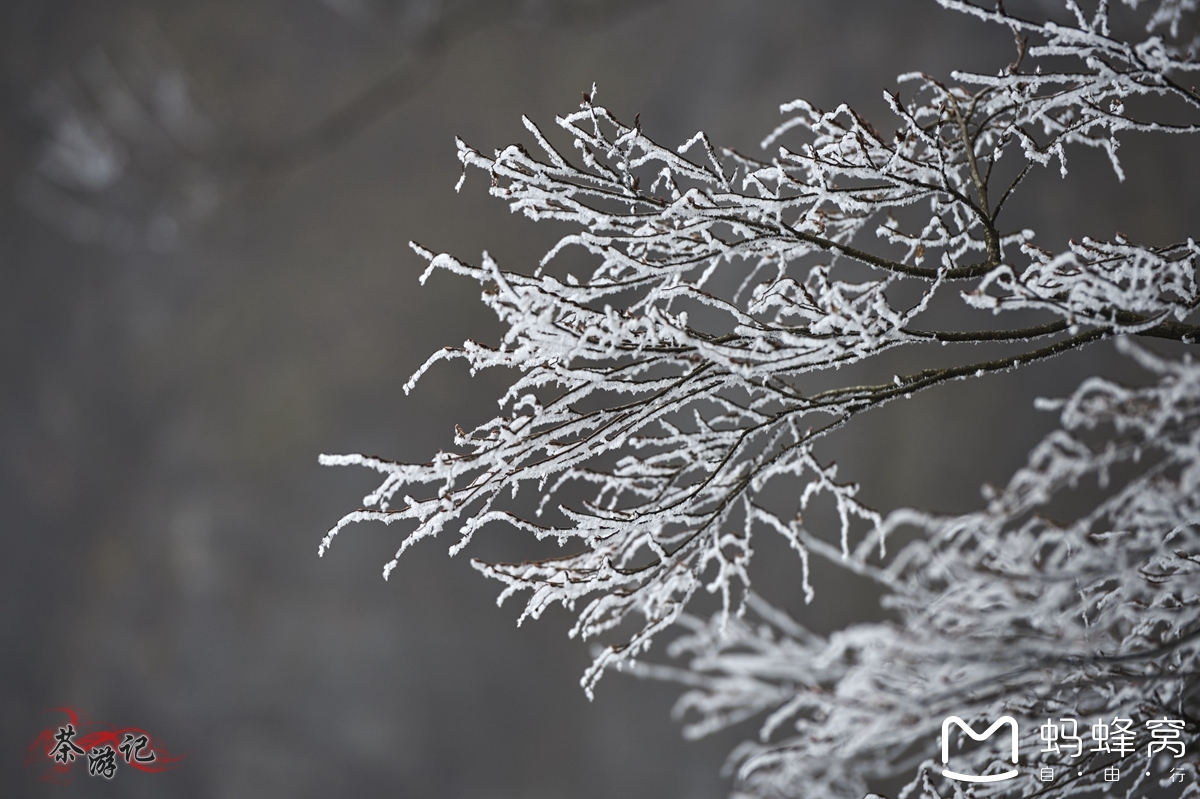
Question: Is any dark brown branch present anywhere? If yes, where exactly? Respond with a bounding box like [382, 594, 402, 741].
[904, 320, 1069, 342]
[808, 328, 1107, 407]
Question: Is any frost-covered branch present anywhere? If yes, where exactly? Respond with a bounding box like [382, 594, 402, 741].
[320, 2, 1200, 796]
[634, 340, 1200, 799]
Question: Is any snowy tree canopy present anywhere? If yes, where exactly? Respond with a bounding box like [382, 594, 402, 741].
[320, 1, 1200, 797]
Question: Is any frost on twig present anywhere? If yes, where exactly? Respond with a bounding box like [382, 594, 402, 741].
[634, 339, 1200, 799]
[321, 1, 1199, 796]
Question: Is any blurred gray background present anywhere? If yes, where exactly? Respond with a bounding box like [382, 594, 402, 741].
[2, 1, 1195, 797]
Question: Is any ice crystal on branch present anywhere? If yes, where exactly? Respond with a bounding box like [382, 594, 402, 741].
[638, 340, 1200, 799]
[321, 1, 1200, 796]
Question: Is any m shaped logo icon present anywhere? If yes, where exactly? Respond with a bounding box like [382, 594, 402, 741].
[941, 716, 1019, 783]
